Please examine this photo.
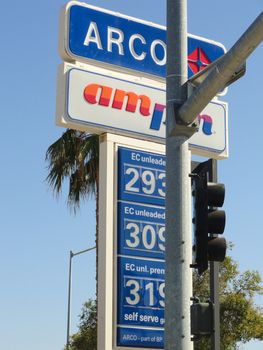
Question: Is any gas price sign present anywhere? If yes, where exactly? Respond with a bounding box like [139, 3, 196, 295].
[117, 147, 166, 348]
[117, 257, 165, 348]
[118, 257, 165, 327]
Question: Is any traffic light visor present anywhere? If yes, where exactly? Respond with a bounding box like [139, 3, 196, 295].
[207, 182, 225, 207]
[208, 210, 226, 234]
[208, 237, 227, 262]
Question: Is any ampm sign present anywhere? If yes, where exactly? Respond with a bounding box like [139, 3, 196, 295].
[57, 63, 228, 159]
[59, 1, 226, 80]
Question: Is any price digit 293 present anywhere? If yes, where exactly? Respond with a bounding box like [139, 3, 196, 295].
[124, 166, 165, 198]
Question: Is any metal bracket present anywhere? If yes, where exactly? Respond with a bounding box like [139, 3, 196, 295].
[190, 263, 198, 269]
[187, 57, 246, 90]
[169, 103, 199, 138]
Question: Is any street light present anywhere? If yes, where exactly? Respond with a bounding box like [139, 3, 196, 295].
[66, 246, 96, 348]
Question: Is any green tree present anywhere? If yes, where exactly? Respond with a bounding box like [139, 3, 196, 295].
[65, 300, 97, 350]
[45, 130, 99, 212]
[65, 257, 263, 350]
[193, 256, 263, 349]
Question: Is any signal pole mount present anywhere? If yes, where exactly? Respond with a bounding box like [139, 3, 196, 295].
[165, 1, 193, 349]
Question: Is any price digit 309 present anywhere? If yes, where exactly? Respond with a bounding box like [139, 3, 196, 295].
[125, 222, 165, 252]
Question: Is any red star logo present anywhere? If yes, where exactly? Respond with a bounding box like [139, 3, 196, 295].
[188, 48, 211, 74]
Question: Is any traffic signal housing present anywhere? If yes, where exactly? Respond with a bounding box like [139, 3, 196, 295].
[191, 298, 214, 336]
[192, 171, 227, 274]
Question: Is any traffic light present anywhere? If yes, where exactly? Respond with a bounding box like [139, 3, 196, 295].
[191, 298, 214, 336]
[192, 171, 227, 274]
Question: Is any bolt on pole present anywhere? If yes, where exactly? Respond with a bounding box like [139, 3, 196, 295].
[165, 0, 193, 349]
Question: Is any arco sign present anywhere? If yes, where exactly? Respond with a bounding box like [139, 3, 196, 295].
[59, 1, 226, 80]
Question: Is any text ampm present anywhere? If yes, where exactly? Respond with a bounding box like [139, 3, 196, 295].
[83, 83, 213, 134]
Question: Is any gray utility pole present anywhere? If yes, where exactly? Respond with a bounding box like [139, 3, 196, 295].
[165, 1, 193, 350]
[165, 2, 263, 350]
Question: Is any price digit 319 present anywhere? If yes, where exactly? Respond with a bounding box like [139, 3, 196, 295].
[125, 279, 165, 308]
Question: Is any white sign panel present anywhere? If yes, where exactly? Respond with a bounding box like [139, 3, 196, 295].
[57, 63, 228, 159]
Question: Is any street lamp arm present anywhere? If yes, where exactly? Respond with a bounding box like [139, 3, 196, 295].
[71, 246, 96, 257]
[174, 11, 263, 131]
[66, 245, 96, 347]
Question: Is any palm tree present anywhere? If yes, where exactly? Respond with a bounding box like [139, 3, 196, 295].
[46, 129, 99, 209]
[45, 129, 99, 295]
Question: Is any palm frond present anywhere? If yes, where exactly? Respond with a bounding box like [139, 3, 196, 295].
[45, 129, 99, 211]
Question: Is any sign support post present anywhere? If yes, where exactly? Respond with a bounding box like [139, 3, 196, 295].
[98, 134, 115, 350]
[165, 1, 193, 349]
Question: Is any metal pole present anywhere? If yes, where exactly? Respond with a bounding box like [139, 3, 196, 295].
[209, 160, 220, 350]
[165, 1, 193, 349]
[210, 261, 220, 349]
[66, 246, 96, 347]
[66, 250, 73, 348]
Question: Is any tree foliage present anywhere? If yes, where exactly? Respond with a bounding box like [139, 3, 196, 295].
[193, 256, 263, 349]
[65, 300, 97, 350]
[66, 257, 263, 350]
[45, 130, 99, 212]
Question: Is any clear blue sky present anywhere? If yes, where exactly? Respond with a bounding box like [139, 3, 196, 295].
[0, 1, 262, 349]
